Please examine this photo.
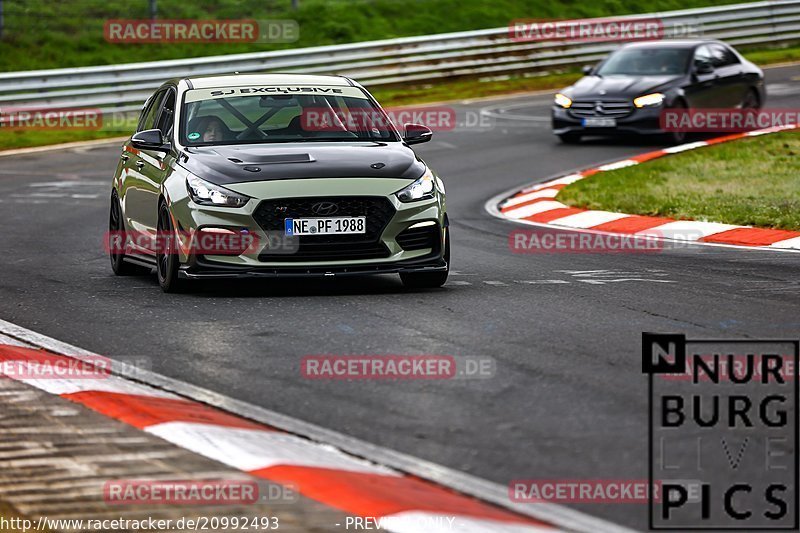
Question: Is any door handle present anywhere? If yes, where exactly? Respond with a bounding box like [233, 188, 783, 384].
[120, 154, 129, 162]
[135, 160, 145, 169]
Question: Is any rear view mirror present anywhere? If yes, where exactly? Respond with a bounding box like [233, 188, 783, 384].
[131, 129, 170, 152]
[260, 95, 298, 107]
[403, 123, 432, 145]
[582, 65, 594, 75]
[695, 61, 714, 75]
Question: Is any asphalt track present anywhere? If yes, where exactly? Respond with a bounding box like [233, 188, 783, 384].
[2, 64, 800, 530]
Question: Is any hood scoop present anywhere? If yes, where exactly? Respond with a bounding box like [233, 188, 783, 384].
[218, 150, 314, 165]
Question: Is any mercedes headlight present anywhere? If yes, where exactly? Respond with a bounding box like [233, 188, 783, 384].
[396, 168, 439, 203]
[186, 175, 251, 208]
[554, 93, 573, 108]
[633, 93, 665, 108]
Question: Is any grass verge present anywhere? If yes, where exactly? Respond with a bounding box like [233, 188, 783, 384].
[557, 129, 800, 230]
[0, 0, 745, 72]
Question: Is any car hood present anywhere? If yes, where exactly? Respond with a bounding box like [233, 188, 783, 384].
[179, 142, 426, 185]
[568, 75, 681, 99]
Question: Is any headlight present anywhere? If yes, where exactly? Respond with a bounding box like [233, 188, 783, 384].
[186, 175, 251, 208]
[396, 168, 438, 203]
[633, 93, 665, 108]
[554, 93, 572, 108]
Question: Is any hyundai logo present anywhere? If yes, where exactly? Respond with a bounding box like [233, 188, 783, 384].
[311, 201, 339, 216]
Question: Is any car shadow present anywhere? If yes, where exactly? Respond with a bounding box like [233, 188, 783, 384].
[135, 273, 452, 298]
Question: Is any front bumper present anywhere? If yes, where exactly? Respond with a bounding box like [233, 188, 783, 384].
[552, 105, 665, 136]
[164, 176, 447, 279]
[178, 253, 447, 279]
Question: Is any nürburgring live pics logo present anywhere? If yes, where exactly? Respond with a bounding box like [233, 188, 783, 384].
[643, 333, 798, 530]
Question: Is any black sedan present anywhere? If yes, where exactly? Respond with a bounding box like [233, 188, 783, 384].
[552, 40, 765, 143]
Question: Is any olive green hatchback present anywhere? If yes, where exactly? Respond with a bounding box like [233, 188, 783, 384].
[109, 74, 449, 292]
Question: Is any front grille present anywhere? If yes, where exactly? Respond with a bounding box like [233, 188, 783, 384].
[569, 100, 633, 118]
[253, 196, 395, 262]
[396, 224, 440, 252]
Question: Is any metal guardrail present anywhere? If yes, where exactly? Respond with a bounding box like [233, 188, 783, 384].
[0, 0, 799, 115]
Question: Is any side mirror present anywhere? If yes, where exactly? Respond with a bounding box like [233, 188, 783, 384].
[131, 129, 170, 152]
[582, 65, 594, 75]
[403, 123, 432, 145]
[694, 61, 714, 75]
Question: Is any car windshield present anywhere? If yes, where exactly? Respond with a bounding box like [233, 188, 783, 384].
[595, 47, 691, 76]
[180, 85, 400, 146]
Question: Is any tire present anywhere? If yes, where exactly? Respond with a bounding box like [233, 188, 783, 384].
[664, 99, 688, 145]
[156, 202, 186, 293]
[109, 193, 150, 276]
[741, 88, 760, 110]
[400, 228, 450, 289]
[558, 132, 582, 144]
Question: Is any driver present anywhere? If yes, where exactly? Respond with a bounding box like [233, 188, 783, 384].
[189, 116, 228, 142]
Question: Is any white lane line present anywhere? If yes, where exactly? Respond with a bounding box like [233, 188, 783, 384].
[548, 211, 629, 229]
[523, 174, 582, 192]
[17, 373, 177, 398]
[502, 188, 561, 209]
[641, 220, 741, 240]
[146, 422, 399, 475]
[662, 142, 707, 153]
[596, 160, 637, 172]
[515, 280, 570, 285]
[770, 236, 800, 249]
[504, 201, 567, 220]
[0, 333, 28, 347]
[0, 318, 640, 533]
[577, 278, 675, 285]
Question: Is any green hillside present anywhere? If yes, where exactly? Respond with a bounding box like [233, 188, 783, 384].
[0, 0, 745, 71]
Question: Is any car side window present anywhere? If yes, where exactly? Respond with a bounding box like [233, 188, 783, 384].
[710, 44, 739, 67]
[156, 89, 176, 139]
[694, 45, 713, 69]
[137, 91, 166, 133]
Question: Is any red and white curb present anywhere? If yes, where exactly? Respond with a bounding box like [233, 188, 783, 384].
[490, 124, 800, 252]
[0, 321, 636, 533]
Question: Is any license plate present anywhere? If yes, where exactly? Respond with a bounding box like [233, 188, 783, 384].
[285, 217, 366, 236]
[582, 117, 616, 128]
